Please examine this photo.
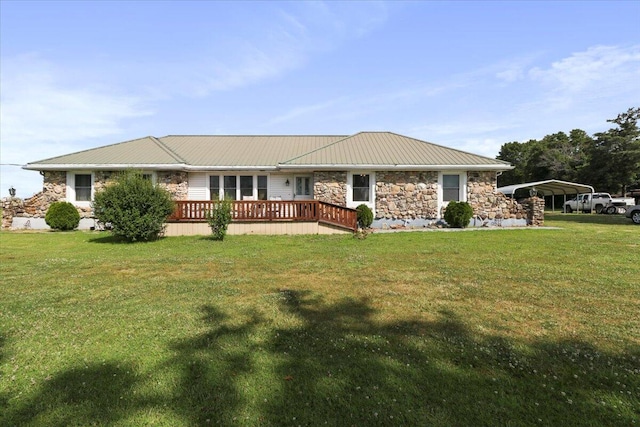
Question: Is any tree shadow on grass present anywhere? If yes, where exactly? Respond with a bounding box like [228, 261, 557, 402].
[2, 362, 141, 426]
[258, 290, 639, 426]
[3, 295, 638, 426]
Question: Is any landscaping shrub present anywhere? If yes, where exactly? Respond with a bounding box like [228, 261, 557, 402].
[206, 198, 233, 240]
[444, 201, 474, 228]
[92, 171, 174, 242]
[45, 201, 80, 231]
[356, 204, 373, 228]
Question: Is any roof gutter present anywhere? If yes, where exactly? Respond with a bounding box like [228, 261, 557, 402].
[24, 163, 513, 172]
[277, 164, 514, 171]
[23, 164, 280, 172]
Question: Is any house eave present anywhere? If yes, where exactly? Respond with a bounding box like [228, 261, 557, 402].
[277, 164, 514, 171]
[23, 164, 280, 172]
[23, 164, 187, 171]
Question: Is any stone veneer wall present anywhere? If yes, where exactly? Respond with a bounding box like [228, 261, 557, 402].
[313, 171, 347, 205]
[309, 170, 533, 227]
[2, 171, 68, 228]
[376, 171, 439, 219]
[466, 171, 527, 223]
[2, 170, 189, 229]
[158, 171, 189, 200]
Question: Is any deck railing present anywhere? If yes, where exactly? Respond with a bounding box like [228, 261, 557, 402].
[169, 200, 357, 231]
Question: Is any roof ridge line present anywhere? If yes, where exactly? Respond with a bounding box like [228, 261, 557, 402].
[387, 131, 511, 165]
[24, 136, 162, 166]
[279, 132, 368, 164]
[151, 136, 187, 164]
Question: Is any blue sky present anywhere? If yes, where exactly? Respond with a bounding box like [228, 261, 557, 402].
[1, 0, 639, 198]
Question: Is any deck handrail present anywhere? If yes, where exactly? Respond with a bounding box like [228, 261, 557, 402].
[168, 200, 357, 231]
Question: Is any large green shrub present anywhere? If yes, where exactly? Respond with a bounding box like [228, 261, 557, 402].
[206, 199, 233, 240]
[45, 201, 80, 231]
[444, 201, 474, 228]
[356, 204, 373, 228]
[92, 171, 175, 242]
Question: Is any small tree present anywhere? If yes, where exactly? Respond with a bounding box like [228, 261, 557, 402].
[92, 171, 174, 242]
[206, 198, 233, 240]
[444, 201, 473, 228]
[355, 204, 373, 228]
[45, 201, 80, 231]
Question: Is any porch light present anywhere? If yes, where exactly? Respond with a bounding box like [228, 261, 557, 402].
[285, 179, 290, 186]
[9, 186, 16, 197]
[529, 188, 537, 197]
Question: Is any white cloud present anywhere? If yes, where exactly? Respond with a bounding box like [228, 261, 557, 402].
[269, 98, 349, 125]
[0, 54, 151, 197]
[529, 44, 640, 92]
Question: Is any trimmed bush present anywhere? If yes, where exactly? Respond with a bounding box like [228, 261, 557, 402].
[45, 201, 80, 231]
[92, 171, 174, 242]
[444, 201, 474, 228]
[206, 199, 233, 240]
[356, 204, 373, 228]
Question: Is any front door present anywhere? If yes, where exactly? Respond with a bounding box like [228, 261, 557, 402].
[294, 176, 313, 200]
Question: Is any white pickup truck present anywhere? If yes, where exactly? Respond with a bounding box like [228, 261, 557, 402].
[563, 193, 635, 214]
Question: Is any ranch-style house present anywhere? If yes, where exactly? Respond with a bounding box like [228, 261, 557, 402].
[6, 132, 537, 234]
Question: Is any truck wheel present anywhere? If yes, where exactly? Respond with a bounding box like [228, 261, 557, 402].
[632, 211, 640, 224]
[564, 206, 572, 213]
[595, 204, 604, 214]
[605, 206, 617, 215]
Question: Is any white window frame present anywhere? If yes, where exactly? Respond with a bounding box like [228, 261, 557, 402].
[66, 171, 94, 206]
[293, 175, 313, 200]
[438, 171, 467, 216]
[208, 174, 269, 201]
[347, 171, 375, 212]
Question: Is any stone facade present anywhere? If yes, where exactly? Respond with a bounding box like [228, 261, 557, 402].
[158, 171, 189, 200]
[2, 170, 188, 229]
[376, 171, 439, 219]
[2, 169, 540, 230]
[313, 171, 347, 205]
[466, 171, 526, 223]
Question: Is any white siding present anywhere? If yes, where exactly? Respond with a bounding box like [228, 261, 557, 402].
[188, 172, 208, 200]
[269, 174, 294, 200]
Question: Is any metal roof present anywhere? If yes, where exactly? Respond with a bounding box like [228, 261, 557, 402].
[281, 132, 511, 168]
[27, 136, 184, 167]
[497, 179, 595, 197]
[160, 135, 345, 167]
[24, 132, 513, 171]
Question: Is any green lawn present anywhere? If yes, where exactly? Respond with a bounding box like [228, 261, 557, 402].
[1, 213, 639, 426]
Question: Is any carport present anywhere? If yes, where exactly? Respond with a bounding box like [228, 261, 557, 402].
[497, 179, 595, 212]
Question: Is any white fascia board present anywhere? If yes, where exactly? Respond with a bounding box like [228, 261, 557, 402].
[185, 166, 278, 171]
[23, 164, 279, 172]
[278, 164, 513, 171]
[23, 164, 187, 171]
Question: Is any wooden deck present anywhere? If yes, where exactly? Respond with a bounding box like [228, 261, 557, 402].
[168, 200, 358, 231]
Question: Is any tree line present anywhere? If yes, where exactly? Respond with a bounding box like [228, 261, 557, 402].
[496, 107, 640, 196]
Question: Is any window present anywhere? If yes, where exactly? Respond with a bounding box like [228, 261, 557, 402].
[295, 177, 312, 196]
[75, 174, 92, 202]
[210, 174, 268, 200]
[240, 176, 253, 199]
[209, 176, 220, 200]
[352, 174, 370, 202]
[224, 176, 237, 200]
[443, 174, 460, 202]
[257, 175, 268, 200]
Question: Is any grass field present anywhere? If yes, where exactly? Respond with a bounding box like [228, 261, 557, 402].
[1, 213, 638, 426]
